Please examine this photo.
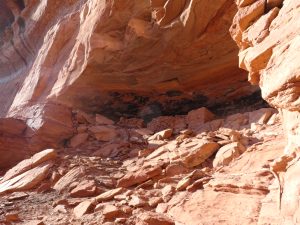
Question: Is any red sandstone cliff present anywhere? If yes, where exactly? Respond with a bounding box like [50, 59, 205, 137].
[0, 0, 259, 168]
[0, 0, 299, 224]
[231, 0, 300, 222]
[0, 0, 253, 117]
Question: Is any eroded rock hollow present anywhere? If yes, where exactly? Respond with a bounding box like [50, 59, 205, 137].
[0, 0, 260, 168]
[0, 0, 299, 224]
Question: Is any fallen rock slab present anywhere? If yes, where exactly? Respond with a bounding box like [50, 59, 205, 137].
[94, 187, 125, 202]
[53, 167, 85, 192]
[7, 192, 29, 201]
[129, 195, 148, 207]
[73, 200, 94, 218]
[103, 204, 124, 220]
[148, 129, 173, 141]
[176, 177, 192, 191]
[0, 162, 53, 195]
[137, 211, 175, 225]
[180, 140, 220, 168]
[213, 142, 246, 168]
[70, 180, 97, 198]
[89, 126, 118, 141]
[117, 165, 162, 188]
[2, 149, 57, 182]
[96, 114, 114, 125]
[187, 107, 215, 130]
[69, 133, 89, 148]
[146, 139, 220, 168]
[161, 185, 175, 202]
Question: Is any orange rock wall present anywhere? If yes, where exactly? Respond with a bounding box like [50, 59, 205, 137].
[231, 0, 300, 152]
[231, 0, 300, 222]
[0, 0, 256, 118]
[0, 0, 261, 167]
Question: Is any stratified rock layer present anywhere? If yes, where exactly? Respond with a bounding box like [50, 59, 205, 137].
[231, 0, 299, 111]
[0, 0, 262, 168]
[0, 0, 256, 119]
[231, 0, 300, 223]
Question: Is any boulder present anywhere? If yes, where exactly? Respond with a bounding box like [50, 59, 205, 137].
[248, 108, 276, 124]
[94, 187, 125, 202]
[73, 200, 94, 218]
[224, 113, 249, 130]
[187, 107, 215, 130]
[53, 167, 85, 192]
[102, 204, 124, 220]
[161, 185, 175, 202]
[2, 149, 57, 182]
[0, 162, 53, 195]
[213, 142, 246, 167]
[137, 212, 175, 225]
[180, 140, 220, 168]
[148, 129, 173, 141]
[89, 126, 118, 141]
[146, 138, 220, 168]
[96, 114, 114, 125]
[129, 195, 148, 207]
[69, 133, 89, 148]
[176, 177, 192, 191]
[70, 180, 97, 198]
[117, 165, 162, 188]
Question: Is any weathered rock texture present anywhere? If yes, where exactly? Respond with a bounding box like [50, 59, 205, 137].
[0, 107, 291, 224]
[231, 0, 300, 223]
[230, 0, 300, 147]
[0, 0, 257, 118]
[2, 0, 300, 224]
[0, 0, 262, 168]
